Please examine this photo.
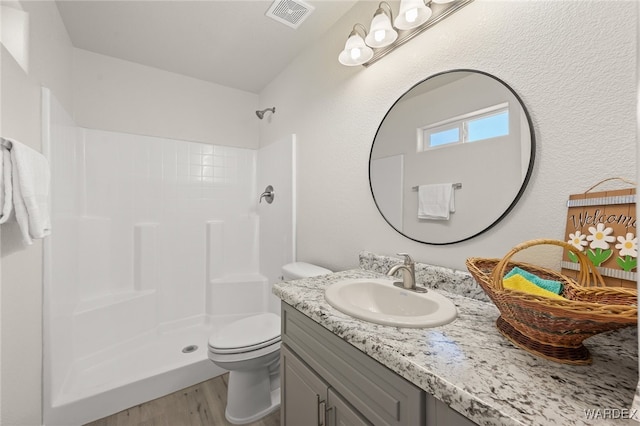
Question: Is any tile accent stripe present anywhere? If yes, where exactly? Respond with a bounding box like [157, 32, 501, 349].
[566, 194, 636, 207]
[561, 260, 637, 281]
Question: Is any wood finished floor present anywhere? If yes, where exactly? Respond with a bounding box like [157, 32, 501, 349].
[85, 374, 280, 426]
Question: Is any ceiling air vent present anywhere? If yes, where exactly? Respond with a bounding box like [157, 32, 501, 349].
[266, 0, 315, 29]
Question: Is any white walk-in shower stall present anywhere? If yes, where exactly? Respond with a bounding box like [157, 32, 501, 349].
[42, 88, 295, 425]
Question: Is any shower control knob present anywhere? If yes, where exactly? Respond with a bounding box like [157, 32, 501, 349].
[259, 185, 275, 204]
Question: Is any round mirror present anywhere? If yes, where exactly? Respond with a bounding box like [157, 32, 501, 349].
[369, 70, 535, 245]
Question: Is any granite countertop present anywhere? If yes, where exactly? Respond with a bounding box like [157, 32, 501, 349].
[273, 255, 638, 426]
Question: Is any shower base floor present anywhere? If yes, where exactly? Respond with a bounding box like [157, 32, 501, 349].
[46, 315, 244, 426]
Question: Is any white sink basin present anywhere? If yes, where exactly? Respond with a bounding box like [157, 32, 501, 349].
[324, 278, 457, 328]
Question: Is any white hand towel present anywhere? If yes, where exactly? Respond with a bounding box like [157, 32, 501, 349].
[0, 145, 13, 223]
[418, 183, 455, 220]
[8, 139, 51, 244]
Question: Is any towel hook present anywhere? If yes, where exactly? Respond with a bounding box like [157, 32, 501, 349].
[259, 185, 275, 204]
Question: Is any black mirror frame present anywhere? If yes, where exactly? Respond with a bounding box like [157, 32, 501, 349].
[368, 69, 536, 245]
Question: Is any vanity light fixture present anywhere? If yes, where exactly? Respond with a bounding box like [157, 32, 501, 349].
[338, 0, 473, 67]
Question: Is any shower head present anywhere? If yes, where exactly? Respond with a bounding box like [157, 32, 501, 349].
[256, 107, 276, 119]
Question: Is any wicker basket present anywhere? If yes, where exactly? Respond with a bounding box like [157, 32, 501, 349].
[466, 239, 637, 365]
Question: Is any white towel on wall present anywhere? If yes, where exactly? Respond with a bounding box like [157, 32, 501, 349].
[0, 144, 13, 223]
[418, 183, 455, 220]
[7, 139, 51, 244]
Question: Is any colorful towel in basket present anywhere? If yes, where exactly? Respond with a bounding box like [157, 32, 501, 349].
[504, 267, 563, 295]
[503, 275, 565, 300]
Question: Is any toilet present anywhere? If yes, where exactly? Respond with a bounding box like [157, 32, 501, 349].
[208, 262, 332, 424]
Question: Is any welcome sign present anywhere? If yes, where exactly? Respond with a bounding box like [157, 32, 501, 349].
[562, 187, 637, 289]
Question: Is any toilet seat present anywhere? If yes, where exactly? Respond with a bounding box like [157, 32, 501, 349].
[209, 336, 281, 355]
[208, 313, 281, 354]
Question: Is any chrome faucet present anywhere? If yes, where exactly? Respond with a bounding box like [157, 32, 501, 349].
[387, 253, 427, 293]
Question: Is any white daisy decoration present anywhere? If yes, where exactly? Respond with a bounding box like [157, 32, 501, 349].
[615, 232, 638, 257]
[567, 231, 588, 251]
[586, 223, 615, 249]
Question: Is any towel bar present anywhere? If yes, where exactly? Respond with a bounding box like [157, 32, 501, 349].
[412, 183, 462, 191]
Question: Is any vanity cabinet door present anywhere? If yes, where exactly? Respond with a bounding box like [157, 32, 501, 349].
[327, 388, 371, 426]
[426, 394, 478, 426]
[281, 344, 329, 426]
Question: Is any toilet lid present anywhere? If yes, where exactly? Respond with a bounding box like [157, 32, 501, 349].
[208, 313, 281, 352]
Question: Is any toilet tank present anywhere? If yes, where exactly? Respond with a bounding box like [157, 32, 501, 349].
[282, 262, 332, 280]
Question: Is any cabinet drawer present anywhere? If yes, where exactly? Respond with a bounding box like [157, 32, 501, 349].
[282, 303, 424, 426]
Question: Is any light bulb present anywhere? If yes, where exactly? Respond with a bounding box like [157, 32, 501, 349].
[395, 0, 432, 30]
[365, 8, 398, 48]
[338, 26, 374, 66]
[405, 8, 418, 23]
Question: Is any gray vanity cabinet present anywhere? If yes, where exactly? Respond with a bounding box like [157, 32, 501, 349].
[327, 388, 371, 426]
[281, 344, 369, 426]
[281, 303, 423, 426]
[280, 303, 478, 426]
[426, 395, 477, 426]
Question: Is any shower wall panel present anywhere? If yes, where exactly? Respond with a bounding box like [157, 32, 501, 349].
[257, 136, 296, 314]
[134, 223, 160, 291]
[80, 129, 259, 325]
[46, 107, 263, 401]
[46, 89, 83, 400]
